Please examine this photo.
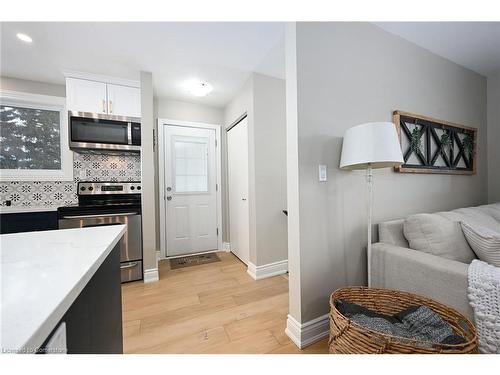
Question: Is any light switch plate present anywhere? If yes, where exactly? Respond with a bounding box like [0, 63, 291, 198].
[319, 165, 327, 182]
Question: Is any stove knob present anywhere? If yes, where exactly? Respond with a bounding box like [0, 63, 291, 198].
[130, 186, 135, 190]
[88, 186, 94, 191]
[137, 185, 141, 191]
[80, 186, 86, 191]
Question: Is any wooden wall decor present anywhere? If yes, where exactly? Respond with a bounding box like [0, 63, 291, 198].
[393, 111, 477, 175]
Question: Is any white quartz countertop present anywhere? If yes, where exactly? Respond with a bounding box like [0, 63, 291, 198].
[1, 225, 126, 353]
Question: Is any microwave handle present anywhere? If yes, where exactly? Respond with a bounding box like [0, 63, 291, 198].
[127, 122, 132, 145]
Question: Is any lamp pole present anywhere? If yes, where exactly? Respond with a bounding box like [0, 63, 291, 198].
[366, 164, 373, 287]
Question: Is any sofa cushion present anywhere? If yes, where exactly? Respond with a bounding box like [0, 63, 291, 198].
[476, 204, 500, 223]
[442, 207, 500, 232]
[403, 213, 476, 263]
[378, 219, 409, 248]
[461, 222, 500, 267]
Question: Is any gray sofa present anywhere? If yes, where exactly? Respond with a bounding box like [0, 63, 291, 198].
[370, 203, 500, 321]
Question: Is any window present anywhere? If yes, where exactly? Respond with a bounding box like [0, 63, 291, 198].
[0, 90, 72, 181]
[173, 138, 209, 193]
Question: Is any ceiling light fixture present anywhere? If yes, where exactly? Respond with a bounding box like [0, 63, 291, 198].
[16, 33, 33, 43]
[184, 80, 213, 97]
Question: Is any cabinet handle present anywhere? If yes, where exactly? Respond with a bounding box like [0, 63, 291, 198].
[121, 262, 138, 269]
[101, 99, 106, 113]
[109, 100, 113, 113]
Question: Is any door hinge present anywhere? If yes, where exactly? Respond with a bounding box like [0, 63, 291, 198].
[153, 129, 156, 150]
[216, 227, 219, 236]
[215, 139, 218, 147]
[216, 183, 218, 191]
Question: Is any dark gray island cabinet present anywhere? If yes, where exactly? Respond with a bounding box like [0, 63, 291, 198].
[1, 226, 126, 354]
[44, 243, 123, 354]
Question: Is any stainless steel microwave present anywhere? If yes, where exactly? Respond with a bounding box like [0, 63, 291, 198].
[69, 111, 141, 152]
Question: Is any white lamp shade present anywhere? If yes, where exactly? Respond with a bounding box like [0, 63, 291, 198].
[339, 122, 404, 170]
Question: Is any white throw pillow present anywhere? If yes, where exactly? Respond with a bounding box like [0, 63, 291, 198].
[461, 221, 500, 267]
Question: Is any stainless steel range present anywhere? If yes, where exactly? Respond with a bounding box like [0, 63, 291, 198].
[57, 181, 143, 283]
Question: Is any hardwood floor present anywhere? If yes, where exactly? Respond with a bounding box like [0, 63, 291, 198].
[121, 251, 328, 354]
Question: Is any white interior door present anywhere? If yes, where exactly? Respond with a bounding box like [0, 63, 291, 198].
[227, 118, 250, 265]
[164, 125, 218, 256]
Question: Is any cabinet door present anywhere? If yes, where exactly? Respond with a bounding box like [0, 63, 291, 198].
[66, 78, 107, 114]
[106, 84, 141, 118]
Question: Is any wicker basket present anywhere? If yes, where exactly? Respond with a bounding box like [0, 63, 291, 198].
[329, 287, 478, 354]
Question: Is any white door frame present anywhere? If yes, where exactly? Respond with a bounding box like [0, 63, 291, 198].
[158, 118, 223, 259]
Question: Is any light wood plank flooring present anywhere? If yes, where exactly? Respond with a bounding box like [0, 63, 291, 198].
[121, 251, 328, 354]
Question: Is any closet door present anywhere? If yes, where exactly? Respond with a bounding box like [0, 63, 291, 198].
[227, 117, 249, 265]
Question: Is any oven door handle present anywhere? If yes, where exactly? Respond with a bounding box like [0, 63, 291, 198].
[60, 212, 138, 219]
[120, 262, 139, 269]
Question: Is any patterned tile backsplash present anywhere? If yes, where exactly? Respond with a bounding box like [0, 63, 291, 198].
[0, 152, 141, 209]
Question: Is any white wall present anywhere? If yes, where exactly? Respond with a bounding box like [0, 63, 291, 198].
[140, 71, 158, 280]
[487, 71, 500, 203]
[224, 73, 288, 267]
[286, 22, 488, 324]
[156, 98, 223, 124]
[0, 76, 66, 97]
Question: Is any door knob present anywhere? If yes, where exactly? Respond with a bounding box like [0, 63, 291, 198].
[167, 196, 172, 201]
[167, 187, 172, 191]
[242, 198, 247, 201]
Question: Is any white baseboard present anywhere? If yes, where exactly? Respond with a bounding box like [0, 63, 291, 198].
[285, 314, 329, 349]
[222, 242, 231, 252]
[143, 268, 159, 283]
[246, 259, 288, 280]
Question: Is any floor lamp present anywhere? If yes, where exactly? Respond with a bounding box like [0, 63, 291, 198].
[339, 122, 404, 287]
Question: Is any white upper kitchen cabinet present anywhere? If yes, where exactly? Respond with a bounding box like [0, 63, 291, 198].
[66, 78, 107, 114]
[106, 84, 141, 118]
[65, 73, 141, 118]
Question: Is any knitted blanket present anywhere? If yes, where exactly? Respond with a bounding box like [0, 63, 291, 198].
[467, 259, 500, 353]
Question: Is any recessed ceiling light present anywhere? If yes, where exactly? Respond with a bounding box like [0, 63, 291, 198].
[16, 33, 33, 43]
[183, 80, 213, 97]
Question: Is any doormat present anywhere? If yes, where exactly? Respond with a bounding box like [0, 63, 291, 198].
[169, 253, 221, 269]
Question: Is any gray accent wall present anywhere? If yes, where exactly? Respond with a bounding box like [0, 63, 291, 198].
[487, 71, 500, 203]
[288, 22, 488, 323]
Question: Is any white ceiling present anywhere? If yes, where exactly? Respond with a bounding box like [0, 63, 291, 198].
[374, 22, 500, 77]
[0, 22, 286, 108]
[2, 22, 498, 108]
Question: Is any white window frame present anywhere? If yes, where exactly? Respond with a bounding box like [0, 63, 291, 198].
[0, 90, 73, 181]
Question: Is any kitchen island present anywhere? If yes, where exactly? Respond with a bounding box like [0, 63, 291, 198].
[1, 225, 126, 354]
